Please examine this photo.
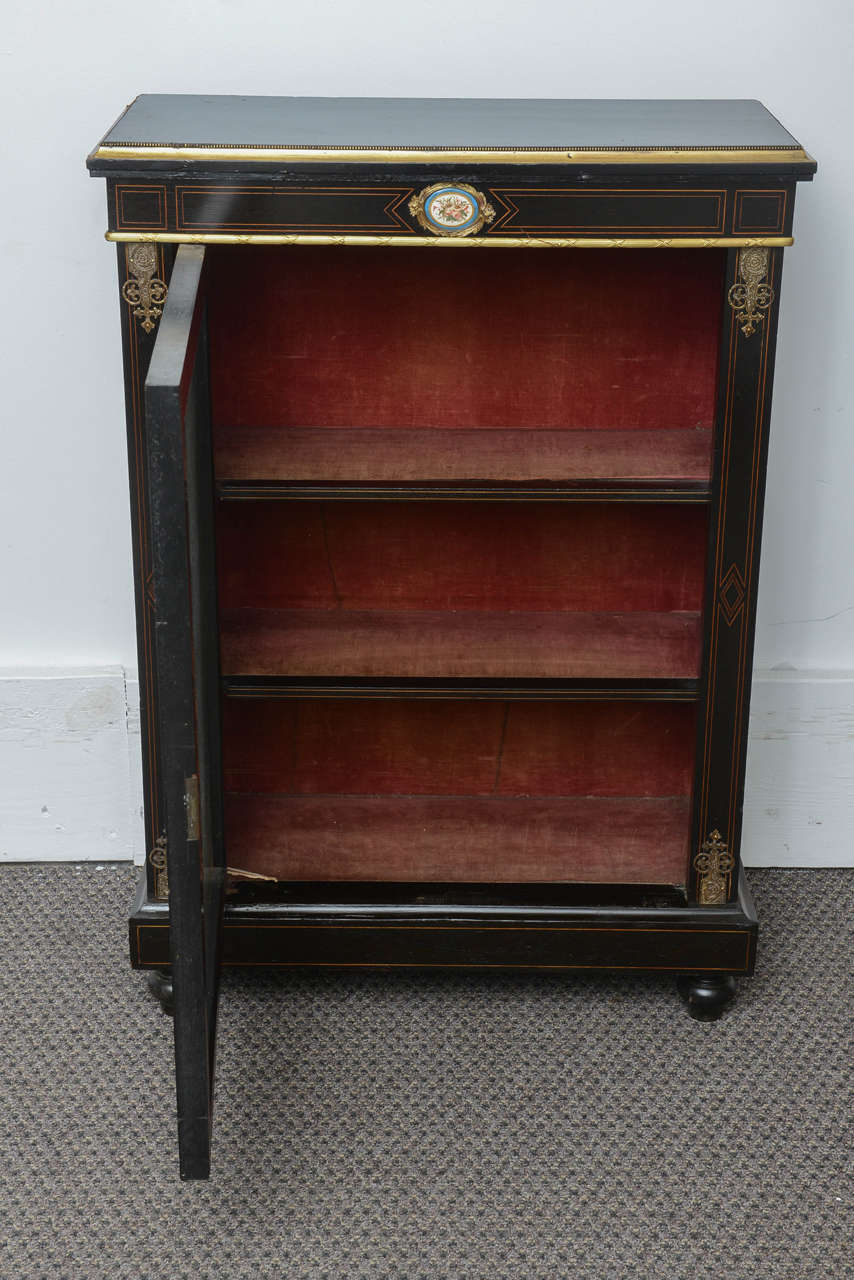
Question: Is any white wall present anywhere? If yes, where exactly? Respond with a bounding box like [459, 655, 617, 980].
[1, 0, 852, 863]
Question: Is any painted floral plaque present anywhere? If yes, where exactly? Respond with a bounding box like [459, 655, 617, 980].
[408, 183, 496, 237]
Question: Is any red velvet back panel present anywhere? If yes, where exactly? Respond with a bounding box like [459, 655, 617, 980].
[222, 697, 696, 798]
[224, 794, 690, 884]
[207, 246, 724, 430]
[221, 698, 696, 882]
[217, 501, 707, 613]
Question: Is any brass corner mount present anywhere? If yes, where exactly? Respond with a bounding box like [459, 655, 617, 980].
[728, 246, 774, 337]
[694, 830, 735, 905]
[122, 242, 168, 333]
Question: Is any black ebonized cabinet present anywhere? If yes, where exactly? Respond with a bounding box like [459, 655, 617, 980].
[88, 96, 816, 1178]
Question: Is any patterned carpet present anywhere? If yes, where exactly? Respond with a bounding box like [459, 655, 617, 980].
[0, 864, 851, 1279]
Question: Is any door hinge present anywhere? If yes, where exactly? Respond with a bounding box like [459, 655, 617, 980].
[185, 774, 201, 842]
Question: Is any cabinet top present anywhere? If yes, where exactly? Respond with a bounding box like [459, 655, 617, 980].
[89, 95, 814, 172]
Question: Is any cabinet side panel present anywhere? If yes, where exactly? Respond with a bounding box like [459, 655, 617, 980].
[115, 242, 174, 899]
[691, 246, 784, 903]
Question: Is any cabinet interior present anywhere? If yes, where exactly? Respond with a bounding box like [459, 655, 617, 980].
[208, 246, 723, 433]
[216, 500, 706, 679]
[206, 244, 724, 890]
[222, 697, 696, 884]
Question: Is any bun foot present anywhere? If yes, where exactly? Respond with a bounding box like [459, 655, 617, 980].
[146, 969, 174, 1015]
[676, 974, 737, 1021]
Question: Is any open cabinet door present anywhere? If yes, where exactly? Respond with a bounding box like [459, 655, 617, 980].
[145, 245, 225, 1179]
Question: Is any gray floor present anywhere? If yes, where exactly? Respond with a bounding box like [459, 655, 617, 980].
[0, 865, 851, 1280]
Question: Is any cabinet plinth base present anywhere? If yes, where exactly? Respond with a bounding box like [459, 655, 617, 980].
[129, 869, 757, 983]
[676, 973, 738, 1020]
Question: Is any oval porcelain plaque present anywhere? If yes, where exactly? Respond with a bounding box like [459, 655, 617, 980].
[426, 188, 478, 231]
[408, 183, 496, 237]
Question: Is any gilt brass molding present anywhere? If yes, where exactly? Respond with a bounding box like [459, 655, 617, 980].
[121, 242, 168, 332]
[107, 231, 793, 250]
[94, 143, 813, 167]
[694, 830, 735, 905]
[728, 246, 774, 336]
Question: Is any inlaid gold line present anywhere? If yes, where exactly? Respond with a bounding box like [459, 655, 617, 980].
[106, 231, 794, 249]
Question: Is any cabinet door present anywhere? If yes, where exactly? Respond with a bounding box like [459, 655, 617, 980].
[145, 245, 225, 1179]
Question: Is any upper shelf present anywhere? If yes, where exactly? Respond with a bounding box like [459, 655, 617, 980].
[215, 426, 713, 500]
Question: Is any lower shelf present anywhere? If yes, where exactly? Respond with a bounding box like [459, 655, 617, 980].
[223, 794, 690, 884]
[220, 608, 702, 679]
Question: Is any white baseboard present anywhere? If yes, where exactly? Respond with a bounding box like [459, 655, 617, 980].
[0, 668, 144, 864]
[1, 667, 851, 867]
[741, 670, 854, 867]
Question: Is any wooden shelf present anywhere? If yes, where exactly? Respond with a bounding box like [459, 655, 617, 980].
[215, 426, 713, 498]
[222, 676, 699, 700]
[220, 608, 702, 680]
[224, 794, 691, 885]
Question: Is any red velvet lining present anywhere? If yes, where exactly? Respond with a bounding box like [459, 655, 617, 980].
[224, 794, 690, 884]
[222, 697, 696, 797]
[207, 246, 723, 431]
[222, 698, 695, 884]
[216, 501, 708, 613]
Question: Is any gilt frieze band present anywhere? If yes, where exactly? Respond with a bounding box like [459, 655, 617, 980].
[111, 180, 794, 244]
